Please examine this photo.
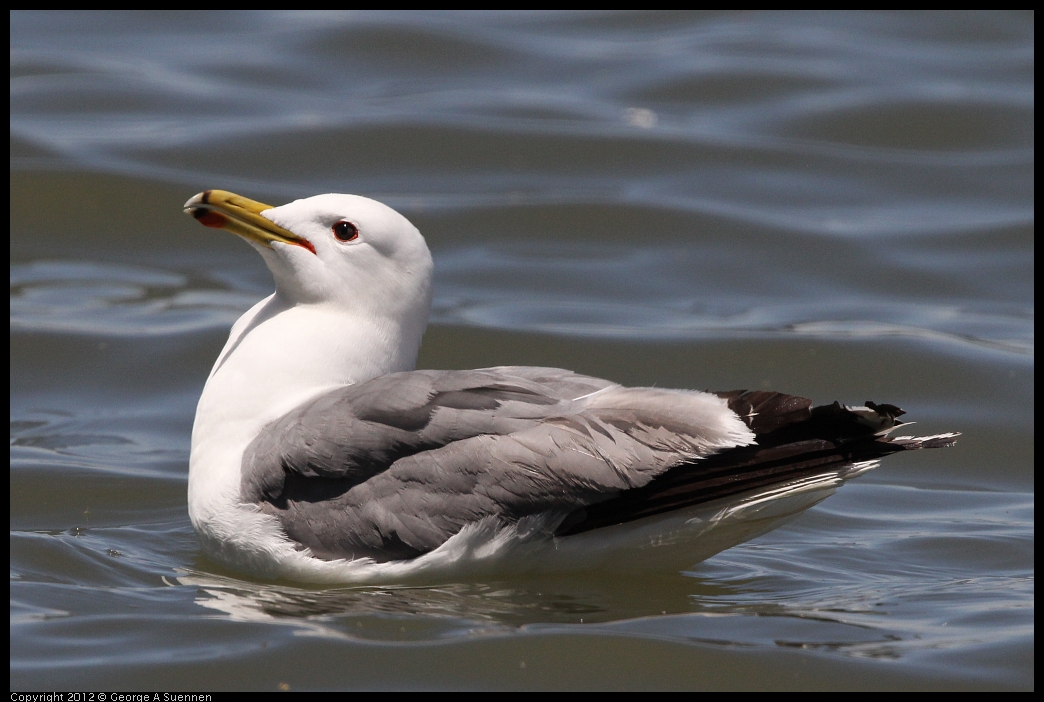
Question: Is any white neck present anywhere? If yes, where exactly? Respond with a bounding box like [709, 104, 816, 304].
[187, 292, 425, 530]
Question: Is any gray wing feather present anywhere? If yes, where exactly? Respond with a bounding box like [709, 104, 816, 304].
[243, 368, 754, 561]
[242, 367, 617, 502]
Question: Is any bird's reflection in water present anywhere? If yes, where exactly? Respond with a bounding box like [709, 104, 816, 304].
[177, 567, 713, 631]
[174, 559, 912, 659]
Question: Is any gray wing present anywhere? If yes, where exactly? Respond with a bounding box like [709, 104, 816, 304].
[241, 367, 754, 561]
[242, 367, 616, 501]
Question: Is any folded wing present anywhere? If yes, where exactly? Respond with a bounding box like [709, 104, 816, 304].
[241, 367, 755, 561]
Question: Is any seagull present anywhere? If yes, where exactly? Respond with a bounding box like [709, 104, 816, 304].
[183, 190, 958, 584]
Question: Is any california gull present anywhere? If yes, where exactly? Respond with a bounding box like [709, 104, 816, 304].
[183, 190, 958, 584]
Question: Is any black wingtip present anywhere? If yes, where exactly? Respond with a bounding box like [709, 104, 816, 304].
[866, 400, 906, 420]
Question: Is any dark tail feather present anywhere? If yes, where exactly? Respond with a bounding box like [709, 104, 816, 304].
[556, 392, 958, 537]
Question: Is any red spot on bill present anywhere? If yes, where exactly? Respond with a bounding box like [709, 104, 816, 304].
[194, 210, 227, 228]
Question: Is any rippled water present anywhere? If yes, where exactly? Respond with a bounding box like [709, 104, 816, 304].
[10, 11, 1033, 690]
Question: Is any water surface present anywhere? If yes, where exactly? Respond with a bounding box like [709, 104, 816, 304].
[10, 11, 1033, 690]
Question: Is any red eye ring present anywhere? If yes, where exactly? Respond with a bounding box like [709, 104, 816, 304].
[332, 221, 359, 242]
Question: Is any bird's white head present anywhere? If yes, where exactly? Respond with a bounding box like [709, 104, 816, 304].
[185, 190, 433, 323]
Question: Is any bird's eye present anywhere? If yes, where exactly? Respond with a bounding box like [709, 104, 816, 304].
[332, 221, 359, 242]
